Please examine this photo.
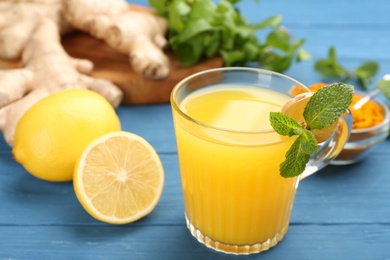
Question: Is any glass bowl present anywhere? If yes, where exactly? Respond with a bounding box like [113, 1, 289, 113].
[331, 97, 390, 165]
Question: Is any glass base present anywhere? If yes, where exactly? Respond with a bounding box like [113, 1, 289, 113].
[185, 215, 287, 255]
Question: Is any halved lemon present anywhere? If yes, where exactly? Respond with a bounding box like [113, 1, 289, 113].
[73, 131, 164, 224]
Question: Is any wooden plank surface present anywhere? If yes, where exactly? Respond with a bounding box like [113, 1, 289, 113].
[1, 105, 390, 226]
[1, 225, 390, 260]
[62, 32, 224, 104]
[1, 0, 390, 259]
[0, 31, 224, 105]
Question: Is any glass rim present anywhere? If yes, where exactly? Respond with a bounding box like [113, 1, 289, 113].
[170, 67, 309, 135]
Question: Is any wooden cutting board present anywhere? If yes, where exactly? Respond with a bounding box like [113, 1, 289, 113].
[0, 31, 224, 105]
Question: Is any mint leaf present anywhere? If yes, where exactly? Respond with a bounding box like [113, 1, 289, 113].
[304, 83, 353, 130]
[270, 113, 318, 178]
[270, 112, 302, 137]
[300, 129, 318, 154]
[279, 129, 318, 178]
[315, 47, 379, 89]
[355, 61, 379, 90]
[377, 78, 390, 100]
[280, 135, 311, 178]
[314, 47, 350, 80]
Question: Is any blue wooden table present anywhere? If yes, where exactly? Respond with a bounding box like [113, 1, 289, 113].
[1, 0, 390, 259]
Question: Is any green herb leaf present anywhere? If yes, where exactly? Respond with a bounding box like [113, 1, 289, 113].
[314, 46, 350, 80]
[148, 0, 167, 14]
[269, 112, 303, 137]
[280, 135, 312, 178]
[167, 1, 191, 32]
[377, 78, 390, 100]
[265, 28, 291, 52]
[300, 129, 319, 154]
[355, 61, 379, 90]
[297, 48, 311, 62]
[274, 121, 318, 178]
[254, 15, 282, 29]
[304, 82, 353, 130]
[149, 0, 308, 72]
[177, 18, 213, 42]
[315, 47, 379, 89]
[270, 83, 353, 178]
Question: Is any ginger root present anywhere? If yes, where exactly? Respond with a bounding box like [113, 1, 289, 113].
[0, 18, 123, 147]
[63, 0, 170, 79]
[0, 0, 73, 60]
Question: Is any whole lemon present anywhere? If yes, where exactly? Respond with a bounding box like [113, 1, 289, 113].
[12, 89, 121, 182]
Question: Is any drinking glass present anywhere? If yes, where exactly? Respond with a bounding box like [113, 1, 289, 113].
[170, 67, 351, 255]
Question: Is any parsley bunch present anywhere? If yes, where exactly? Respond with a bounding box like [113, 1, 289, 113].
[149, 0, 310, 72]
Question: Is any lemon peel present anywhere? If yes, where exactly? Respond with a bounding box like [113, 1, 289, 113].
[73, 131, 164, 224]
[12, 89, 121, 182]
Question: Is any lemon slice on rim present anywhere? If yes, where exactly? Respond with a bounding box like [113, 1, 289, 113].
[74, 131, 164, 224]
[282, 92, 339, 143]
[282, 92, 313, 123]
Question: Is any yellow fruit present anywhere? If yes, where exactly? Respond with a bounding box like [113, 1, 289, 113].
[282, 92, 313, 124]
[73, 131, 164, 224]
[282, 92, 338, 143]
[12, 89, 121, 182]
[310, 122, 339, 143]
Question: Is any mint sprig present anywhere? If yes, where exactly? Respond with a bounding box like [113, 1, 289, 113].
[270, 83, 354, 178]
[315, 46, 378, 90]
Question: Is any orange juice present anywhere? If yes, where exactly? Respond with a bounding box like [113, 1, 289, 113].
[172, 85, 299, 253]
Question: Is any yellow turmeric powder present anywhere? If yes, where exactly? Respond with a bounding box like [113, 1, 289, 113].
[305, 83, 385, 130]
[349, 94, 384, 129]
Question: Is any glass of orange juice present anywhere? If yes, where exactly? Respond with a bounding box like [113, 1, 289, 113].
[170, 67, 351, 255]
